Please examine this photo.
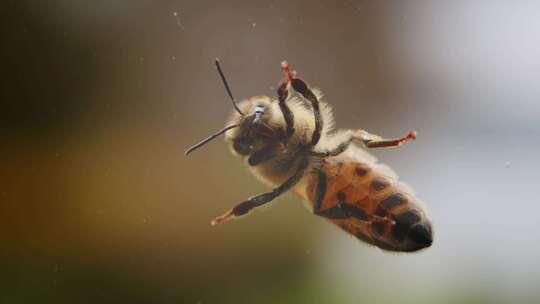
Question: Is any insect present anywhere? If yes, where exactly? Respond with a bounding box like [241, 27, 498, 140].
[185, 59, 433, 252]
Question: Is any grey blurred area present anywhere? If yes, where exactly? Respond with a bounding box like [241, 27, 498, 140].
[2, 0, 540, 303]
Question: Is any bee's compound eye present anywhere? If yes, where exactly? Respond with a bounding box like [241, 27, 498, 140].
[233, 138, 253, 155]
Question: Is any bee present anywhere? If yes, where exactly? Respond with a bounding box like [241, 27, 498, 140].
[185, 59, 433, 252]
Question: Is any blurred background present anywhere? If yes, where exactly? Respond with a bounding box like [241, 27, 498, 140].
[3, 0, 540, 303]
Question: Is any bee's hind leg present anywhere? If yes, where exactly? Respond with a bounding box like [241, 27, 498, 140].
[312, 171, 368, 220]
[211, 157, 309, 226]
[312, 170, 391, 225]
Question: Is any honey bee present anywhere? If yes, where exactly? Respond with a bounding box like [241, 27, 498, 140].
[185, 59, 433, 252]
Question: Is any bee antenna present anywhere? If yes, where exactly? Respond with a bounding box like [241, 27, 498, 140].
[184, 124, 240, 156]
[215, 58, 244, 116]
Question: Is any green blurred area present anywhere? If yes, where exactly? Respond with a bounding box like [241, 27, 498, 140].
[3, 1, 540, 303]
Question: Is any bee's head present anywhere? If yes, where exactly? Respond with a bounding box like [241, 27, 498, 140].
[184, 60, 282, 156]
[226, 96, 283, 156]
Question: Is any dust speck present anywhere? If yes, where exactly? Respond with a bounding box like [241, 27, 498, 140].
[173, 11, 184, 29]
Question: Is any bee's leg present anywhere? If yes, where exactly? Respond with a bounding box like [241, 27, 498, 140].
[310, 136, 354, 157]
[211, 157, 309, 225]
[312, 171, 367, 220]
[248, 144, 279, 166]
[290, 78, 322, 146]
[312, 170, 389, 223]
[277, 81, 295, 139]
[355, 129, 417, 149]
[312, 170, 329, 215]
[315, 203, 370, 221]
[281, 62, 322, 146]
[311, 129, 417, 157]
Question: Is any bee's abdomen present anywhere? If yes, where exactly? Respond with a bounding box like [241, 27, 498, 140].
[306, 159, 433, 252]
[372, 192, 433, 251]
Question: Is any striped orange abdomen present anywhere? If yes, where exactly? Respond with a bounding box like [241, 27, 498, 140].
[306, 158, 433, 252]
